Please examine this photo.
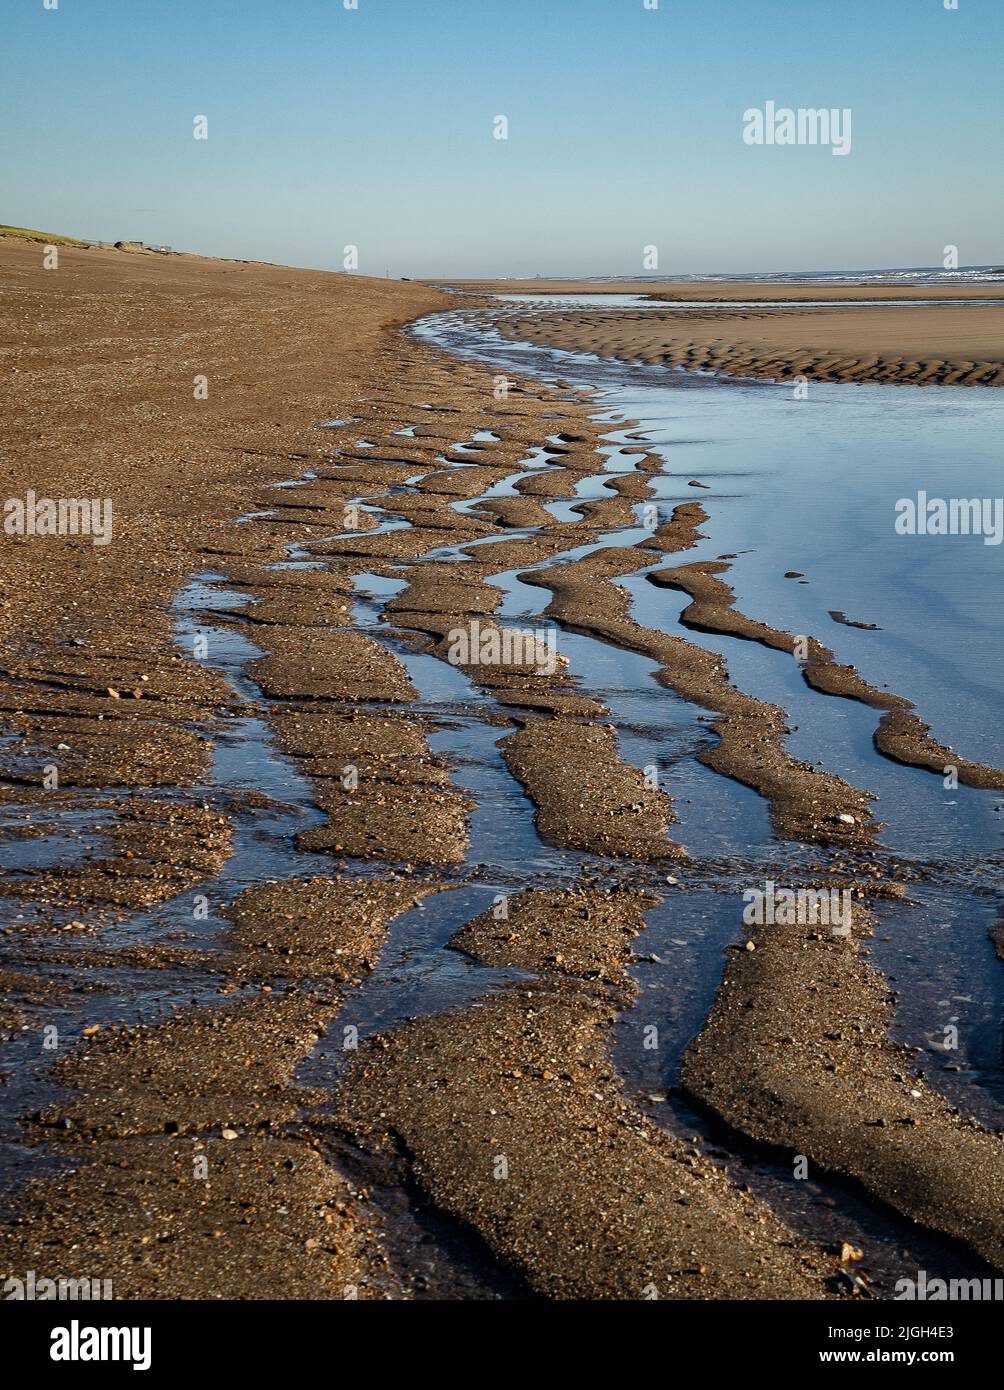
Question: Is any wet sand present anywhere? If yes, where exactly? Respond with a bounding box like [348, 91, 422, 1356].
[0, 237, 452, 1296]
[439, 279, 1004, 387]
[682, 900, 1004, 1269]
[649, 560, 1004, 790]
[335, 889, 840, 1300]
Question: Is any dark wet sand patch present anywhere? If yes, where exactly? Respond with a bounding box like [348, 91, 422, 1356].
[501, 720, 683, 860]
[224, 878, 446, 978]
[0, 800, 232, 913]
[682, 901, 1004, 1270]
[331, 889, 840, 1299]
[248, 629, 418, 703]
[0, 1133, 388, 1299]
[268, 708, 472, 864]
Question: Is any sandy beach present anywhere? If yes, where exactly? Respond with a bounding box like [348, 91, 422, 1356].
[3, 237, 1004, 1305]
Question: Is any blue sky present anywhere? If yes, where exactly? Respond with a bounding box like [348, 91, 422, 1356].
[2, 0, 1002, 276]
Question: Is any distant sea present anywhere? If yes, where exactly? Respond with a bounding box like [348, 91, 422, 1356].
[561, 265, 1004, 286]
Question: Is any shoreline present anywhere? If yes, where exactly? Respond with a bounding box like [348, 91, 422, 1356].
[432, 278, 1004, 387]
[496, 304, 1004, 388]
[432, 277, 1004, 302]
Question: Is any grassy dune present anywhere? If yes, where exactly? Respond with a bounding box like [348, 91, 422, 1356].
[0, 223, 91, 246]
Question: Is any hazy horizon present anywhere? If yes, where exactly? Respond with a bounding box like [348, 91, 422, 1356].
[5, 220, 1002, 283]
